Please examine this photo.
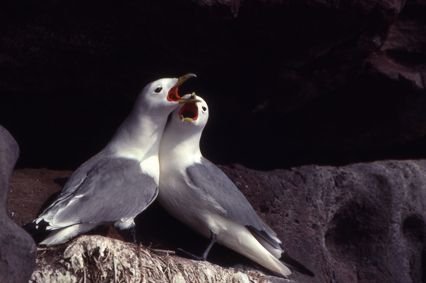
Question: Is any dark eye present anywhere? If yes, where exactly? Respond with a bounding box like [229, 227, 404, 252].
[154, 86, 162, 93]
[202, 106, 207, 111]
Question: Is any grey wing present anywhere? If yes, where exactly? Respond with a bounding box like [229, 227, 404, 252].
[186, 158, 281, 249]
[45, 151, 108, 210]
[40, 157, 158, 229]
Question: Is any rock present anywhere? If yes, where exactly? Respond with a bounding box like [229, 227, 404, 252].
[9, 159, 426, 282]
[30, 235, 294, 283]
[8, 168, 71, 227]
[0, 125, 36, 283]
[222, 160, 426, 283]
[369, 0, 426, 90]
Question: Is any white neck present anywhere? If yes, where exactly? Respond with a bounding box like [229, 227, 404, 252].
[159, 122, 203, 170]
[107, 102, 170, 162]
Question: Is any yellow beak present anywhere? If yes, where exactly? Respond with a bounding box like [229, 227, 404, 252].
[176, 73, 197, 87]
[181, 117, 195, 123]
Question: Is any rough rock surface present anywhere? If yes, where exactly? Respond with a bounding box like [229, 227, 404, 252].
[0, 0, 425, 169]
[222, 161, 426, 283]
[0, 126, 36, 283]
[9, 159, 426, 283]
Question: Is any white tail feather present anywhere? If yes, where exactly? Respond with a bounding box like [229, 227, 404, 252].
[212, 217, 291, 277]
[40, 224, 97, 246]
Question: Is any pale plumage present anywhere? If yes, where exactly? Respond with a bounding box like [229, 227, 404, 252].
[28, 74, 197, 246]
[159, 95, 308, 277]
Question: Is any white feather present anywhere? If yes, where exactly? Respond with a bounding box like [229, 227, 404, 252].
[40, 224, 97, 246]
[159, 95, 292, 277]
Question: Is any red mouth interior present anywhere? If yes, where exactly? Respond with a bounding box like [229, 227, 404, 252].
[167, 86, 181, 102]
[179, 102, 198, 121]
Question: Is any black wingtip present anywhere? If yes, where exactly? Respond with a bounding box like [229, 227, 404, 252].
[280, 252, 315, 277]
[22, 220, 50, 244]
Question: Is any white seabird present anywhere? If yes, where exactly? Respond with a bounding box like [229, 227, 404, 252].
[159, 94, 313, 278]
[29, 74, 197, 246]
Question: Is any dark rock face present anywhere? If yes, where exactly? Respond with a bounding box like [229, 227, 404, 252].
[0, 126, 36, 283]
[9, 160, 426, 282]
[0, 0, 425, 169]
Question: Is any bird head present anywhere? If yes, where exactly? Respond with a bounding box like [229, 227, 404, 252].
[139, 73, 197, 110]
[171, 93, 209, 130]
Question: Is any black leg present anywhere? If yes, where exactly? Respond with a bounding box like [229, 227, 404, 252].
[177, 231, 217, 261]
[176, 248, 206, 261]
[130, 226, 137, 244]
[202, 232, 217, 260]
[117, 225, 138, 244]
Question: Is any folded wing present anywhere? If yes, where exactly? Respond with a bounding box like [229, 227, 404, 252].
[37, 156, 158, 230]
[185, 158, 282, 252]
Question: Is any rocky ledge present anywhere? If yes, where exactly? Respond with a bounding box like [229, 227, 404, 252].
[7, 159, 426, 283]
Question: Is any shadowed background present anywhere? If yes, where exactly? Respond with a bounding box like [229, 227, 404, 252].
[1, 0, 425, 170]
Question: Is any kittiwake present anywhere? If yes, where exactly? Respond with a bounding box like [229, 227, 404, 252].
[27, 74, 197, 246]
[158, 94, 314, 278]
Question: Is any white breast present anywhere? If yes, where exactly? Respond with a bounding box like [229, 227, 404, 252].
[140, 155, 160, 185]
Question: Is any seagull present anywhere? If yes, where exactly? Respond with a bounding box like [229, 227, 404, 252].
[158, 94, 313, 278]
[27, 74, 197, 246]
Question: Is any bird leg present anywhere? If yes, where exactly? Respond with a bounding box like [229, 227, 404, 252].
[176, 248, 205, 261]
[202, 232, 217, 259]
[177, 231, 217, 261]
[129, 226, 137, 244]
[118, 226, 138, 244]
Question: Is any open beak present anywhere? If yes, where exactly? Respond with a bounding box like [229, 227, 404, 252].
[167, 73, 197, 102]
[179, 95, 200, 122]
[176, 73, 197, 87]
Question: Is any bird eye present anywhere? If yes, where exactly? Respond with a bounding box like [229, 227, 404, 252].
[154, 86, 162, 93]
[202, 106, 207, 111]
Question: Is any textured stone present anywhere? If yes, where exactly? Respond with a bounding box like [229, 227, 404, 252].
[222, 160, 426, 283]
[0, 125, 36, 283]
[368, 0, 426, 89]
[9, 160, 426, 282]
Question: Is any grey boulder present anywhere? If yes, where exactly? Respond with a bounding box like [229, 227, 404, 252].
[0, 125, 36, 283]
